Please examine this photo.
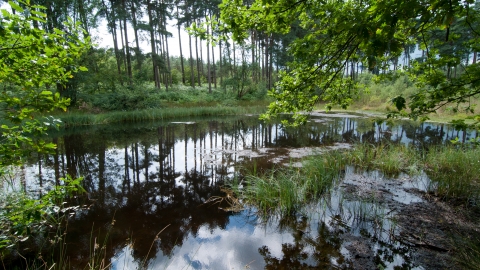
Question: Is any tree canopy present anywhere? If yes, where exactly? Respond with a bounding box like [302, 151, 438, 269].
[219, 0, 480, 126]
[0, 0, 90, 169]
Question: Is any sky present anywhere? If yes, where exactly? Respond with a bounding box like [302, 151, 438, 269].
[0, 2, 222, 60]
[91, 14, 223, 60]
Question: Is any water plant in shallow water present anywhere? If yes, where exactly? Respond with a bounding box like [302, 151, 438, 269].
[0, 175, 84, 257]
[424, 146, 480, 204]
[232, 152, 346, 215]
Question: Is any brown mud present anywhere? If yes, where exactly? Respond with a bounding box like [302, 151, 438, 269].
[338, 169, 480, 269]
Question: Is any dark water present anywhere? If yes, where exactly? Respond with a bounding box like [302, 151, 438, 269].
[21, 113, 475, 269]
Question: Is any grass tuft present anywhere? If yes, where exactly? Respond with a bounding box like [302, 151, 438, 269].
[234, 152, 345, 215]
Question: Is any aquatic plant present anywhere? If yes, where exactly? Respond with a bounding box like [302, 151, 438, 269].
[344, 143, 421, 176]
[424, 146, 480, 204]
[234, 152, 345, 215]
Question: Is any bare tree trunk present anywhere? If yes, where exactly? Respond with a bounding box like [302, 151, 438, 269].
[219, 39, 223, 88]
[207, 13, 211, 93]
[251, 31, 255, 82]
[195, 34, 201, 86]
[118, 18, 127, 73]
[147, 0, 160, 88]
[212, 38, 217, 89]
[131, 1, 142, 70]
[122, 0, 132, 85]
[268, 35, 273, 89]
[177, 6, 185, 84]
[189, 31, 195, 88]
[233, 40, 236, 76]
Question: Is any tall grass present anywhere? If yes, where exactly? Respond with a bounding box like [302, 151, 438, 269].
[344, 143, 421, 176]
[59, 105, 267, 127]
[235, 143, 480, 217]
[235, 152, 345, 215]
[346, 143, 480, 204]
[424, 146, 480, 204]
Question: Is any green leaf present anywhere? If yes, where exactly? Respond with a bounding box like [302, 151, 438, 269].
[8, 1, 24, 13]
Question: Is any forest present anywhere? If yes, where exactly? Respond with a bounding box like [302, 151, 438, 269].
[1, 0, 480, 269]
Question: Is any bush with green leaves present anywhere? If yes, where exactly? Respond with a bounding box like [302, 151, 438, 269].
[0, 176, 84, 253]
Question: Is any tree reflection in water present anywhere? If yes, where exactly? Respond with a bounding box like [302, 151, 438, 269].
[22, 114, 472, 268]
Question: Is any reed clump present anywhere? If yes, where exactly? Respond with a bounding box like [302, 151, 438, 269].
[424, 146, 480, 204]
[344, 143, 421, 176]
[236, 151, 345, 215]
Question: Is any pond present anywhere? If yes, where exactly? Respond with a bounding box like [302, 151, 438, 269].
[20, 113, 474, 269]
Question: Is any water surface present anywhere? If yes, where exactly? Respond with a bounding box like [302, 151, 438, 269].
[22, 113, 474, 269]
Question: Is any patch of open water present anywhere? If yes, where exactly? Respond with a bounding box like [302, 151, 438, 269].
[16, 113, 477, 269]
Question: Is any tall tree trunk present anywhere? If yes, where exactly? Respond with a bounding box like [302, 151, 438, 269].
[233, 40, 236, 77]
[177, 6, 185, 84]
[268, 35, 273, 89]
[219, 39, 223, 89]
[147, 0, 160, 88]
[118, 18, 127, 74]
[102, 0, 122, 78]
[131, 1, 142, 70]
[211, 13, 216, 89]
[189, 31, 195, 88]
[195, 34, 201, 86]
[251, 31, 255, 82]
[122, 0, 132, 85]
[207, 14, 211, 93]
[164, 12, 172, 88]
[265, 36, 269, 88]
[77, 0, 90, 37]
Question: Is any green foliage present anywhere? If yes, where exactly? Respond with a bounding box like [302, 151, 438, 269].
[219, 0, 480, 126]
[0, 0, 90, 168]
[0, 175, 84, 252]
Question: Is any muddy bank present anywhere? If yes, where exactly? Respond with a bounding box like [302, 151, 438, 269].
[337, 169, 480, 269]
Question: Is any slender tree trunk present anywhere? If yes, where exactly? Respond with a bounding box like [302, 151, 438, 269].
[147, 0, 160, 88]
[268, 35, 273, 89]
[219, 39, 223, 88]
[122, 0, 132, 85]
[265, 36, 269, 88]
[251, 31, 255, 82]
[131, 1, 142, 70]
[211, 13, 216, 89]
[177, 6, 185, 84]
[118, 18, 127, 73]
[207, 14, 211, 93]
[233, 40, 236, 76]
[163, 11, 172, 88]
[195, 34, 201, 86]
[189, 31, 195, 88]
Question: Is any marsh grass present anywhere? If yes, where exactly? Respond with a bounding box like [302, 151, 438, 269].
[59, 106, 267, 127]
[235, 152, 345, 215]
[424, 146, 480, 204]
[235, 142, 480, 218]
[453, 231, 480, 269]
[344, 143, 421, 176]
